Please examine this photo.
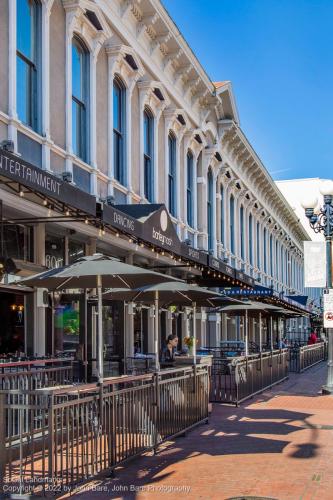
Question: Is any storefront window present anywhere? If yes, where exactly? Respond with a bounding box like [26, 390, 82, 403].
[2, 225, 33, 262]
[45, 234, 65, 269]
[68, 240, 85, 264]
[103, 302, 124, 376]
[54, 295, 80, 355]
[0, 292, 25, 355]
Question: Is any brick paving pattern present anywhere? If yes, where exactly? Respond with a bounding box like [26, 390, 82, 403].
[62, 363, 333, 500]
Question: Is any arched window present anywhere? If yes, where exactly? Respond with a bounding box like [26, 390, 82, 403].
[168, 132, 177, 216]
[186, 151, 194, 227]
[230, 195, 235, 254]
[263, 228, 267, 273]
[16, 0, 41, 131]
[275, 240, 279, 280]
[72, 37, 89, 162]
[281, 246, 284, 284]
[220, 185, 224, 245]
[207, 169, 214, 251]
[270, 234, 273, 276]
[248, 213, 253, 265]
[113, 76, 126, 185]
[143, 107, 154, 202]
[240, 206, 245, 260]
[256, 222, 260, 268]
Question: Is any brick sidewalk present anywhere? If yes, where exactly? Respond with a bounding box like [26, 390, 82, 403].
[62, 363, 333, 500]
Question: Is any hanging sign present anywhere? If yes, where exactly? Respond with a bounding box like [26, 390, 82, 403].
[304, 241, 326, 288]
[323, 289, 333, 328]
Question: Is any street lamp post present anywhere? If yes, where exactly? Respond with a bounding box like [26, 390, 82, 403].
[302, 180, 333, 394]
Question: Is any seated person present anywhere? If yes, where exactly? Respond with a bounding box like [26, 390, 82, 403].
[160, 335, 179, 368]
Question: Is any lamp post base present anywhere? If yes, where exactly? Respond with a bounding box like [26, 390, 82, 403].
[322, 385, 333, 395]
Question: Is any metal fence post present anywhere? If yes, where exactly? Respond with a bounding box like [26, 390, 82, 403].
[153, 372, 159, 454]
[47, 393, 55, 486]
[0, 392, 6, 494]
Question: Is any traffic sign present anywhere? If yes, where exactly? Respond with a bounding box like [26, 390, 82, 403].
[323, 289, 333, 328]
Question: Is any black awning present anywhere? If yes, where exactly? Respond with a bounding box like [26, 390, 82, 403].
[0, 149, 96, 216]
[99, 203, 142, 237]
[208, 255, 235, 278]
[235, 269, 256, 287]
[116, 203, 182, 254]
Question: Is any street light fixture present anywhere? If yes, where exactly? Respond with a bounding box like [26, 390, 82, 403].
[302, 180, 333, 394]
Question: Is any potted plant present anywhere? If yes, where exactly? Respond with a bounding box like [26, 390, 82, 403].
[183, 336, 197, 356]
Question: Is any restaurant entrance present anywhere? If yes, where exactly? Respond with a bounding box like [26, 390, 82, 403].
[0, 290, 25, 356]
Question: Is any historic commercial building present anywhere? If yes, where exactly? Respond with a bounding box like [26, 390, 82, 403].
[0, 0, 317, 371]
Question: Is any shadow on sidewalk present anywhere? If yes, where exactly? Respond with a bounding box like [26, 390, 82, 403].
[66, 400, 320, 498]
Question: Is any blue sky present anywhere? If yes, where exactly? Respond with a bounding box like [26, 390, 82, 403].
[162, 0, 333, 180]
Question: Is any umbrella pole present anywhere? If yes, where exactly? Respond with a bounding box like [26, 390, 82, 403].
[192, 302, 197, 366]
[154, 291, 160, 371]
[270, 316, 273, 351]
[245, 309, 249, 356]
[259, 312, 262, 352]
[97, 275, 103, 383]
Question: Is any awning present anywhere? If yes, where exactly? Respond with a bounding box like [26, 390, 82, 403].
[0, 148, 96, 216]
[220, 285, 311, 315]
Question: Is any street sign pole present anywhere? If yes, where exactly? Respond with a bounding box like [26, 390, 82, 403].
[323, 236, 333, 394]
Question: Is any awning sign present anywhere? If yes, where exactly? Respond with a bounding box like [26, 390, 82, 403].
[323, 289, 333, 328]
[304, 241, 326, 288]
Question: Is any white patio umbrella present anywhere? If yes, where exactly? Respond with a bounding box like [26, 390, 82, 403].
[16, 254, 181, 381]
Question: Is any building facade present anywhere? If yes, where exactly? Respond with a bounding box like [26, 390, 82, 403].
[0, 0, 316, 369]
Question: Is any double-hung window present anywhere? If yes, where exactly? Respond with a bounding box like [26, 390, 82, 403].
[143, 108, 154, 201]
[220, 186, 224, 245]
[263, 228, 267, 273]
[16, 0, 41, 131]
[187, 151, 194, 227]
[240, 206, 245, 260]
[72, 37, 89, 162]
[249, 213, 253, 265]
[230, 195, 235, 254]
[113, 77, 126, 185]
[168, 132, 176, 216]
[256, 222, 260, 268]
[207, 169, 214, 251]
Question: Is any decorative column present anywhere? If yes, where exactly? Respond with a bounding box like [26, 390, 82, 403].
[208, 313, 221, 347]
[125, 80, 136, 202]
[89, 37, 105, 195]
[64, 11, 76, 175]
[34, 224, 46, 356]
[8, 0, 18, 150]
[41, 0, 54, 170]
[153, 108, 162, 202]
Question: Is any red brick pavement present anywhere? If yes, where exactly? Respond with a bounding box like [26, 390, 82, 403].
[62, 363, 333, 500]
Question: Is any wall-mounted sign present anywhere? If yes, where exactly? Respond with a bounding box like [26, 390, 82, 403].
[323, 289, 333, 328]
[0, 148, 96, 215]
[181, 244, 207, 265]
[235, 270, 255, 287]
[120, 204, 182, 254]
[208, 255, 235, 278]
[100, 203, 141, 236]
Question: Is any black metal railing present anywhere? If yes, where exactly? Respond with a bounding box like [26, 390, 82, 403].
[0, 359, 74, 442]
[210, 349, 289, 405]
[0, 364, 209, 494]
[289, 342, 328, 373]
